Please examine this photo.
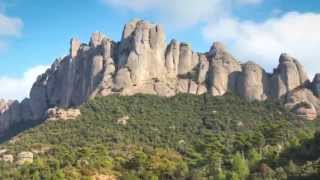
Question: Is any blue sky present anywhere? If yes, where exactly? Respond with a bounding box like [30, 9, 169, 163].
[0, 0, 320, 100]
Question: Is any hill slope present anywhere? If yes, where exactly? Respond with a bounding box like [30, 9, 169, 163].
[0, 94, 319, 179]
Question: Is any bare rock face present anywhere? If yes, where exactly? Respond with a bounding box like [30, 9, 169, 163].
[0, 100, 21, 134]
[0, 99, 10, 114]
[197, 55, 209, 84]
[271, 53, 309, 98]
[117, 20, 167, 86]
[238, 62, 269, 101]
[90, 32, 105, 48]
[70, 38, 81, 58]
[312, 73, 320, 97]
[30, 76, 49, 120]
[207, 42, 242, 96]
[165, 40, 180, 77]
[178, 43, 197, 76]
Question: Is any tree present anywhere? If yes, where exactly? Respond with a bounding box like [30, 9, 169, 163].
[148, 149, 188, 179]
[232, 152, 250, 180]
[248, 149, 262, 169]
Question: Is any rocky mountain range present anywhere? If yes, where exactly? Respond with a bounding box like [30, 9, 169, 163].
[1, 19, 320, 135]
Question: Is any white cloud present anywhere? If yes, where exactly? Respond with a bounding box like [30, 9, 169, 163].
[103, 0, 262, 28]
[0, 12, 22, 52]
[0, 65, 49, 101]
[236, 0, 262, 5]
[203, 12, 320, 77]
[0, 13, 22, 37]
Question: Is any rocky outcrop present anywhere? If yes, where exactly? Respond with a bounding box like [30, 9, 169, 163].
[16, 151, 33, 165]
[0, 154, 14, 163]
[116, 20, 166, 86]
[0, 149, 7, 155]
[117, 116, 129, 126]
[291, 101, 317, 120]
[285, 88, 320, 120]
[238, 62, 269, 101]
[46, 107, 81, 121]
[270, 53, 309, 99]
[207, 42, 242, 96]
[1, 19, 320, 135]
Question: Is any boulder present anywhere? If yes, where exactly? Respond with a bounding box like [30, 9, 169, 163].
[285, 88, 320, 120]
[46, 107, 81, 121]
[16, 151, 33, 165]
[293, 103, 317, 120]
[0, 149, 7, 155]
[117, 116, 129, 126]
[1, 154, 14, 163]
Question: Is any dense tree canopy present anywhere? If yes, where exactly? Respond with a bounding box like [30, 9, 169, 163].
[0, 94, 319, 179]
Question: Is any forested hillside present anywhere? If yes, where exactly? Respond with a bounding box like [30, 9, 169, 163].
[0, 94, 319, 179]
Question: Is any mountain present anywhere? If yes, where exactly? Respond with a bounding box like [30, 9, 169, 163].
[0, 94, 319, 179]
[1, 19, 320, 136]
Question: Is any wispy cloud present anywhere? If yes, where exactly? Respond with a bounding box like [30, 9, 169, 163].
[0, 11, 22, 53]
[0, 0, 23, 51]
[0, 13, 22, 37]
[102, 0, 262, 28]
[0, 65, 49, 101]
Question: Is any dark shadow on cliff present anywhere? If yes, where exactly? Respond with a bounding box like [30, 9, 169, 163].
[0, 120, 43, 143]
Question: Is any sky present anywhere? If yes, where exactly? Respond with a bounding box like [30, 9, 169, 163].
[0, 0, 319, 100]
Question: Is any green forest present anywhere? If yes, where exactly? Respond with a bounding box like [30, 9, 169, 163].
[1, 94, 320, 180]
